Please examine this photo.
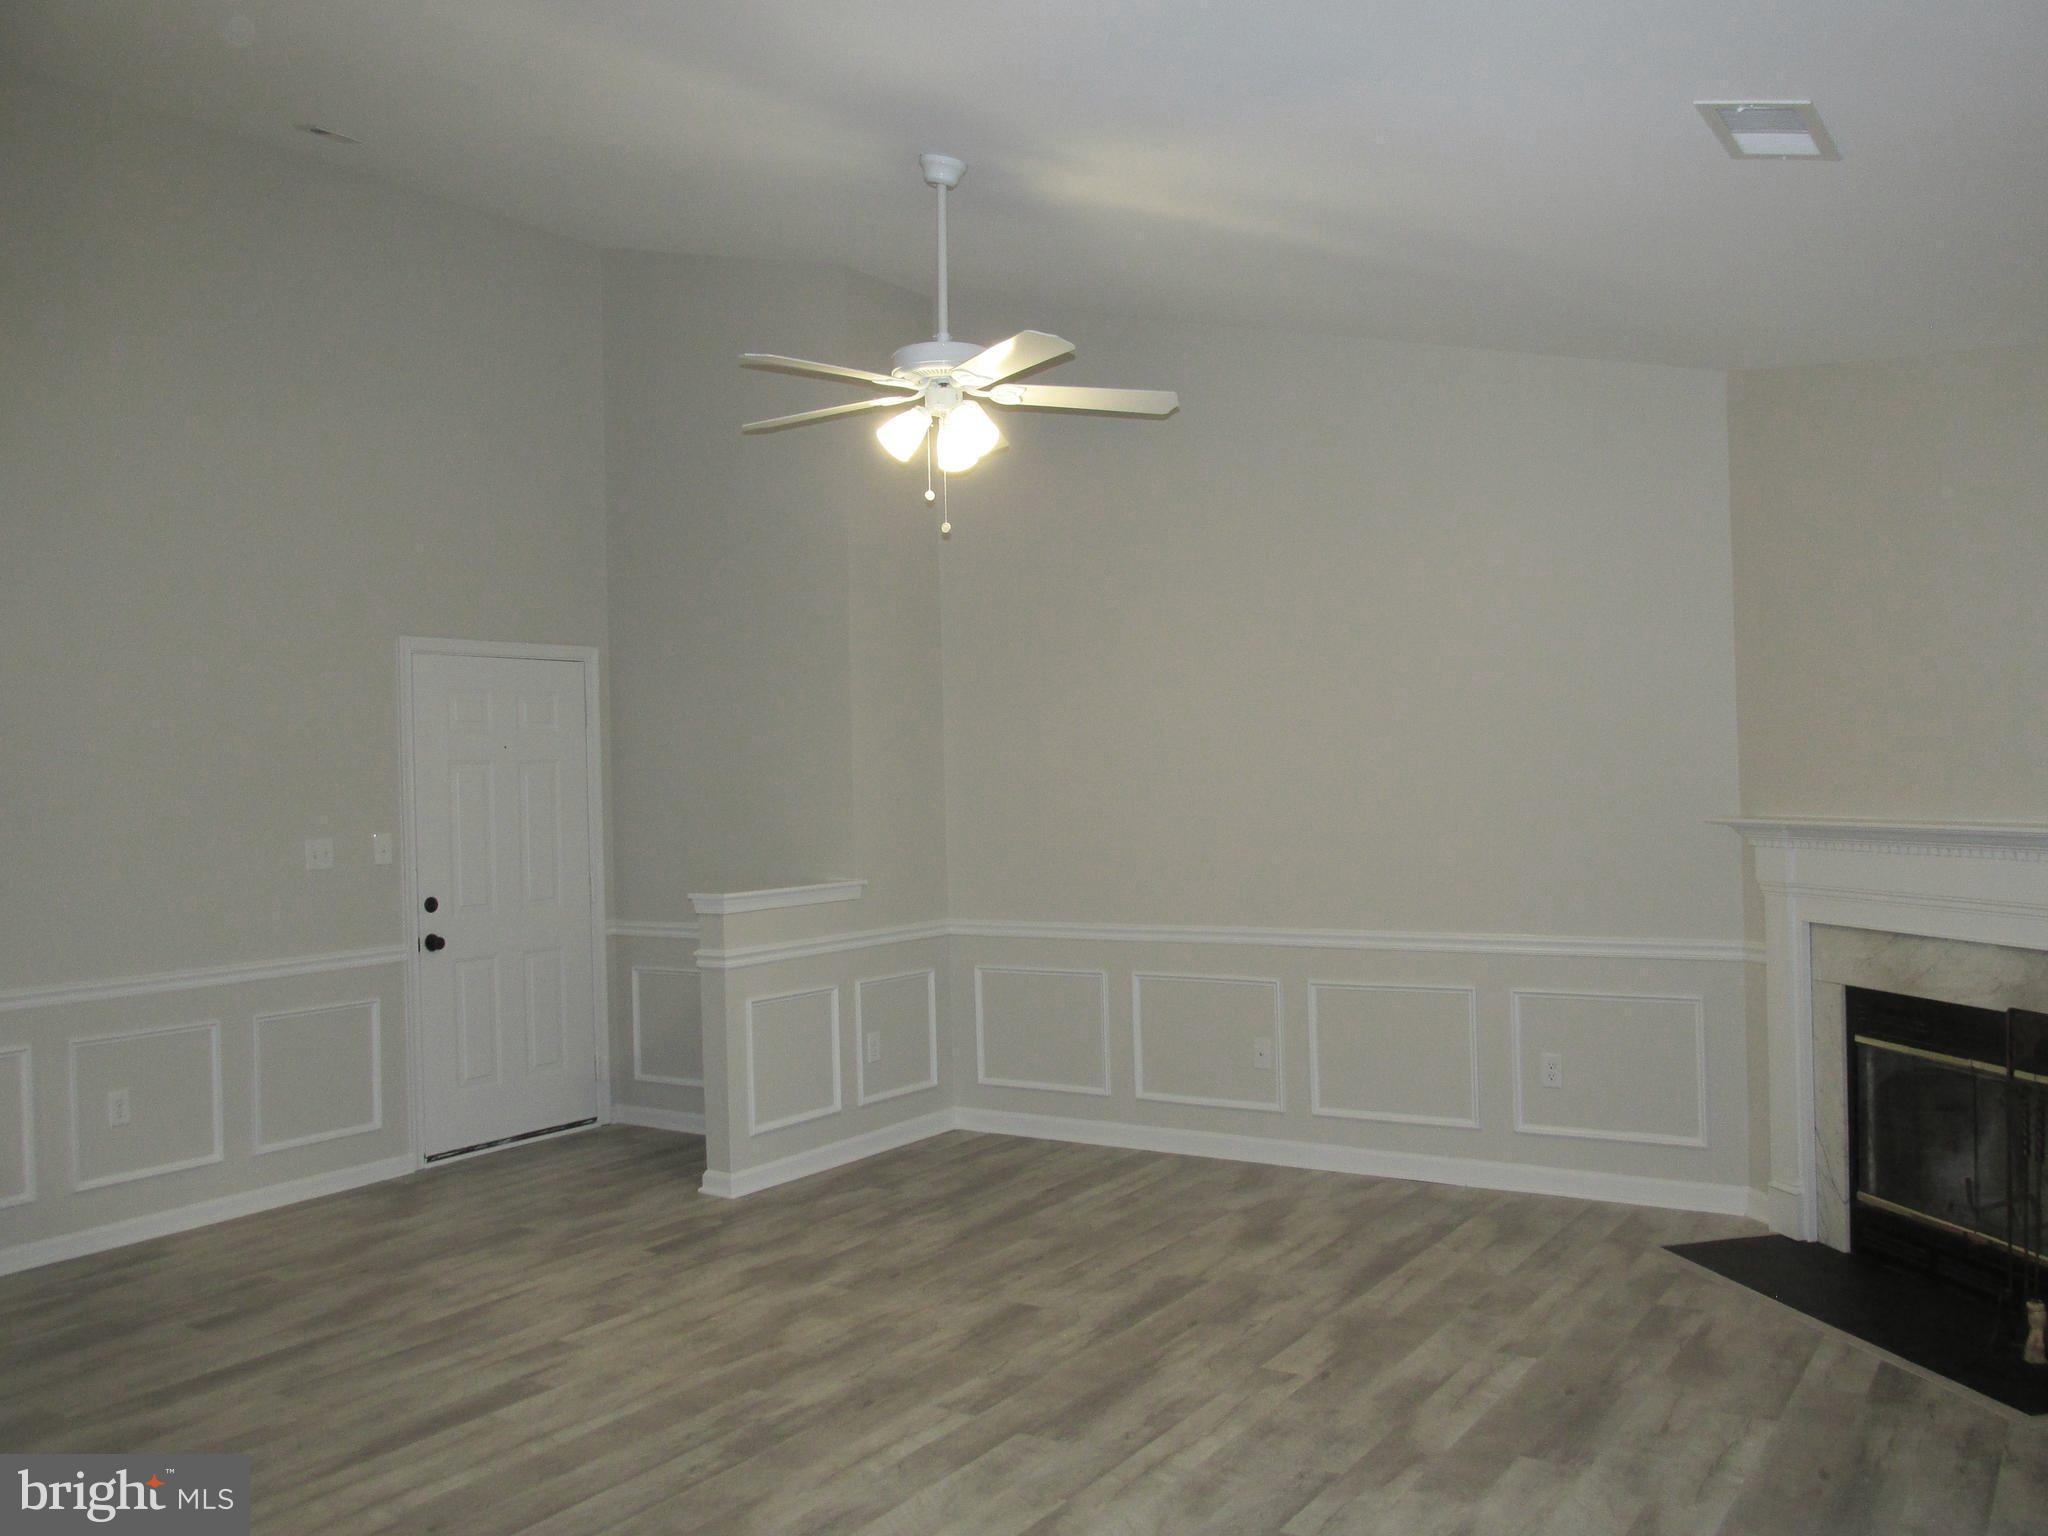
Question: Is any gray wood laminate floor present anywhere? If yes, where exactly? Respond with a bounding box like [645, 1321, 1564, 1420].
[3, 1127, 2044, 1534]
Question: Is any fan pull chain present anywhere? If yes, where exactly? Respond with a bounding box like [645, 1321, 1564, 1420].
[940, 469, 951, 538]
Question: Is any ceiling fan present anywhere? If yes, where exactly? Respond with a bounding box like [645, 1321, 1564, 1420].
[741, 153, 1178, 516]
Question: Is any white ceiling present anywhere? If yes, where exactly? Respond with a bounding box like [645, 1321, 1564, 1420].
[7, 0, 2046, 369]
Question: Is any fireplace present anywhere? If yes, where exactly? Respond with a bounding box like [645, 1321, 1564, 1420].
[1847, 985, 2048, 1293]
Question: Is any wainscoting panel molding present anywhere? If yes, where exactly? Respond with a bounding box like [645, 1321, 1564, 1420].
[629, 965, 703, 1087]
[0, 1045, 34, 1209]
[252, 1000, 383, 1154]
[1132, 973, 1285, 1113]
[744, 985, 843, 1135]
[854, 969, 939, 1107]
[1308, 982, 1481, 1129]
[67, 1020, 225, 1191]
[1510, 989, 1708, 1148]
[973, 966, 1113, 1097]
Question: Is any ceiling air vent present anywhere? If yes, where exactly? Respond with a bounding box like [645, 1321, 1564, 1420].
[1696, 101, 1839, 160]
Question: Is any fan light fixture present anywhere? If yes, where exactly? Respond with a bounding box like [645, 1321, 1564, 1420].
[741, 153, 1178, 532]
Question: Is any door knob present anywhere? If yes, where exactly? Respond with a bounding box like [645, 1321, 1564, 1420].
[422, 933, 446, 952]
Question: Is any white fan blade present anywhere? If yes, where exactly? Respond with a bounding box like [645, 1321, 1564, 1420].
[953, 331, 1074, 387]
[741, 353, 917, 391]
[743, 396, 915, 433]
[982, 384, 1179, 416]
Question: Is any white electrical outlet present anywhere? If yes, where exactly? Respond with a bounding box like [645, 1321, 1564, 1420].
[304, 837, 335, 871]
[865, 1033, 881, 1065]
[106, 1087, 131, 1127]
[1252, 1037, 1274, 1071]
[1541, 1052, 1564, 1089]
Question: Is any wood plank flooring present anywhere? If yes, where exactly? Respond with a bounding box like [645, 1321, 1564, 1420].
[2, 1127, 2044, 1534]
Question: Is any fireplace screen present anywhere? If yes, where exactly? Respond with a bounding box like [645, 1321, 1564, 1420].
[1847, 988, 2048, 1287]
[1857, 1042, 2015, 1242]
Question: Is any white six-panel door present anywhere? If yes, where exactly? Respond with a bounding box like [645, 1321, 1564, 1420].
[410, 652, 600, 1158]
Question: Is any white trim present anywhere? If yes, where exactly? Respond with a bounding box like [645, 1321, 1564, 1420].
[695, 920, 948, 972]
[0, 1044, 34, 1209]
[689, 881, 867, 916]
[1509, 989, 1709, 1149]
[252, 1000, 385, 1155]
[700, 1110, 953, 1199]
[1132, 972, 1285, 1113]
[611, 1104, 706, 1135]
[950, 917, 1755, 965]
[953, 1108, 1752, 1215]
[67, 1020, 225, 1191]
[629, 965, 703, 1087]
[1717, 817, 2048, 860]
[398, 637, 612, 1171]
[598, 915, 1760, 973]
[1307, 982, 1481, 1130]
[1765, 1178, 1805, 1236]
[0, 1155, 416, 1279]
[972, 965, 1113, 1097]
[608, 920, 700, 942]
[0, 946, 407, 1014]
[854, 968, 940, 1107]
[1758, 882, 2048, 922]
[744, 985, 843, 1134]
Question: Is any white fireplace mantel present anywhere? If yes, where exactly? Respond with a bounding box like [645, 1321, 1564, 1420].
[1720, 817, 2048, 1241]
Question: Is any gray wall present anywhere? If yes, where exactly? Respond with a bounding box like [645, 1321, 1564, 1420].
[0, 85, 608, 1252]
[600, 253, 944, 925]
[599, 253, 948, 1123]
[1729, 343, 2048, 821]
[939, 304, 1745, 941]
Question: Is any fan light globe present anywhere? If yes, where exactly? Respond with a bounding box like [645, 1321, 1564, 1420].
[875, 407, 931, 464]
[935, 399, 1001, 474]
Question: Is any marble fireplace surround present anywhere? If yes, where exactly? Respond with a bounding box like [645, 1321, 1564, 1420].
[1726, 819, 2048, 1245]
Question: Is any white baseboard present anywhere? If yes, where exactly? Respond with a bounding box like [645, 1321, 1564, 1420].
[1765, 1180, 1806, 1237]
[700, 1110, 956, 1200]
[952, 1107, 1754, 1217]
[0, 1108, 1761, 1278]
[0, 1155, 416, 1279]
[611, 1105, 706, 1135]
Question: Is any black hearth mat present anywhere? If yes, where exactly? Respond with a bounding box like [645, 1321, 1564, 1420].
[1667, 1235, 2048, 1415]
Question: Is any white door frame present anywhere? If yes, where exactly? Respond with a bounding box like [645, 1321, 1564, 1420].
[397, 636, 611, 1168]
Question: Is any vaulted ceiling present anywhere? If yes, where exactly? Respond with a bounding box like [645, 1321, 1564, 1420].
[7, 0, 2045, 368]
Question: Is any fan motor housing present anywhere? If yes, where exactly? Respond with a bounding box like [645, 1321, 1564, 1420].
[892, 339, 980, 381]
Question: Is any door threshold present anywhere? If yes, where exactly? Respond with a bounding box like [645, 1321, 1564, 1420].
[424, 1117, 599, 1164]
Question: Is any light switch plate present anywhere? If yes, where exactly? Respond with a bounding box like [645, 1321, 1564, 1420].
[371, 832, 393, 865]
[304, 838, 335, 871]
[107, 1087, 131, 1127]
[865, 1033, 881, 1065]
